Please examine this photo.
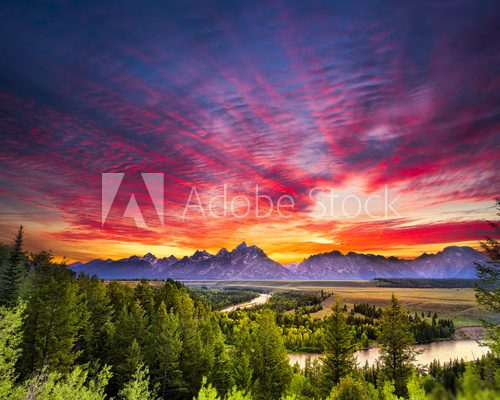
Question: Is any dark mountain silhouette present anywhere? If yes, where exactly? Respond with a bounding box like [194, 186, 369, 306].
[70, 243, 486, 280]
[294, 246, 486, 279]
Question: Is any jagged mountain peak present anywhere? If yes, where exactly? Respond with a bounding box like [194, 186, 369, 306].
[216, 247, 229, 256]
[296, 245, 485, 280]
[231, 241, 265, 255]
[191, 249, 212, 261]
[142, 252, 157, 263]
[69, 244, 486, 281]
[235, 241, 248, 251]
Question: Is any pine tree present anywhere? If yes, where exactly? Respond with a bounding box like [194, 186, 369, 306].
[0, 244, 9, 286]
[27, 365, 112, 400]
[381, 381, 404, 400]
[198, 313, 234, 395]
[304, 357, 322, 395]
[457, 364, 498, 400]
[406, 373, 426, 400]
[211, 334, 234, 395]
[147, 302, 183, 399]
[0, 301, 25, 398]
[194, 377, 251, 400]
[77, 274, 114, 363]
[475, 200, 500, 313]
[128, 300, 148, 341]
[111, 300, 148, 361]
[0, 226, 27, 306]
[134, 279, 156, 316]
[177, 291, 204, 398]
[474, 200, 500, 359]
[326, 375, 370, 400]
[106, 300, 147, 395]
[195, 377, 219, 400]
[232, 324, 253, 391]
[119, 362, 157, 400]
[19, 255, 86, 376]
[285, 372, 317, 400]
[377, 294, 417, 398]
[226, 387, 253, 400]
[107, 280, 135, 314]
[251, 309, 292, 400]
[114, 337, 144, 392]
[361, 332, 370, 349]
[320, 299, 356, 397]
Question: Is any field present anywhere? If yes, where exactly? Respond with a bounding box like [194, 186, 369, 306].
[308, 287, 493, 327]
[109, 280, 498, 327]
[179, 280, 497, 327]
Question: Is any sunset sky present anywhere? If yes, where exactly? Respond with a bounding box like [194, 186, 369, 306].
[0, 1, 499, 263]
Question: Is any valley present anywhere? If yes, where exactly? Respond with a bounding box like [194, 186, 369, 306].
[116, 279, 497, 326]
[189, 280, 497, 326]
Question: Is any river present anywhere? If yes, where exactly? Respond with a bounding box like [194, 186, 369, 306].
[221, 293, 271, 312]
[219, 296, 488, 368]
[288, 340, 488, 369]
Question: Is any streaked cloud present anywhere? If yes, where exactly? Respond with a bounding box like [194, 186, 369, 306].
[0, 0, 498, 261]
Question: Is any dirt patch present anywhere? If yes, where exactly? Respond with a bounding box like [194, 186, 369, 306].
[454, 326, 487, 340]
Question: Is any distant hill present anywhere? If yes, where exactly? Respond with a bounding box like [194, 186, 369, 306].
[70, 243, 487, 280]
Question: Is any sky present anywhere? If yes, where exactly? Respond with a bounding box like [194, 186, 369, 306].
[0, 0, 499, 263]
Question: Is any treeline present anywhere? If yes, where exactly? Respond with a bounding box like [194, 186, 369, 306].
[279, 303, 453, 353]
[374, 278, 479, 288]
[266, 290, 328, 313]
[353, 302, 383, 318]
[409, 312, 455, 343]
[0, 225, 498, 400]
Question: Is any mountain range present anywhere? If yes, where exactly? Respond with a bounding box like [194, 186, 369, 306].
[69, 242, 487, 280]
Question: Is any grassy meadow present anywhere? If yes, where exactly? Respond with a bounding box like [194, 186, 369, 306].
[308, 287, 491, 327]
